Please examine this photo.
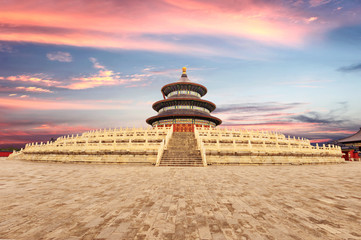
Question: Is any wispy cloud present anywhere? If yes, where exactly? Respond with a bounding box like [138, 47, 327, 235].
[46, 51, 72, 62]
[306, 17, 318, 23]
[309, 138, 332, 143]
[89, 57, 105, 69]
[214, 101, 358, 143]
[309, 0, 332, 7]
[0, 124, 94, 148]
[291, 102, 350, 127]
[16, 86, 53, 93]
[337, 62, 361, 72]
[4, 74, 60, 86]
[291, 112, 343, 124]
[277, 79, 332, 88]
[1, 59, 165, 91]
[0, 43, 13, 53]
[214, 102, 305, 114]
[61, 57, 152, 90]
[214, 102, 310, 133]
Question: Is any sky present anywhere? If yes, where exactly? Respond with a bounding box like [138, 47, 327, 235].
[1, 0, 361, 148]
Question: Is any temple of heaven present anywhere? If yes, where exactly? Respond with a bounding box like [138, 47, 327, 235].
[146, 67, 221, 132]
[8, 67, 343, 166]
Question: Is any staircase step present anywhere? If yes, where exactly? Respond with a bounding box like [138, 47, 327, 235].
[160, 161, 202, 163]
[161, 159, 201, 161]
[159, 132, 203, 167]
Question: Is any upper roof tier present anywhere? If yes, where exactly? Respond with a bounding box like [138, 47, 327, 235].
[161, 68, 207, 97]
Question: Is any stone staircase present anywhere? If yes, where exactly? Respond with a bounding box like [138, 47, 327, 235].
[159, 132, 204, 167]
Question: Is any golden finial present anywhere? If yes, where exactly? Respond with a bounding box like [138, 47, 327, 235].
[182, 67, 187, 74]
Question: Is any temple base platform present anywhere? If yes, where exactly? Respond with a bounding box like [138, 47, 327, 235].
[8, 126, 344, 165]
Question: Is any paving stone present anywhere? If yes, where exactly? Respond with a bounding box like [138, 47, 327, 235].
[0, 159, 360, 239]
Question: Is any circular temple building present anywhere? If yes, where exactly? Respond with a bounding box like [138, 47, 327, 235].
[8, 67, 343, 166]
[146, 67, 221, 132]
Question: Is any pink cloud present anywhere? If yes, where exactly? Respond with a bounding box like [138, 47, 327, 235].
[0, 0, 350, 54]
[309, 0, 332, 7]
[28, 124, 93, 135]
[33, 124, 51, 129]
[309, 130, 355, 134]
[0, 139, 30, 145]
[0, 130, 32, 137]
[0, 124, 95, 146]
[310, 138, 332, 143]
[0, 97, 132, 110]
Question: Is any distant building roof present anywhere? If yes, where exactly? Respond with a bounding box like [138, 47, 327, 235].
[338, 128, 361, 143]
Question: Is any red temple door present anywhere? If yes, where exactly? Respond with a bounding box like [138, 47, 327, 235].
[173, 124, 194, 132]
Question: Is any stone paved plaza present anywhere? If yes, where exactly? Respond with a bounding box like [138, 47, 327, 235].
[0, 159, 360, 240]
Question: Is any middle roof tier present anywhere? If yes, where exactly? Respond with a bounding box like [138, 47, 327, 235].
[152, 98, 216, 112]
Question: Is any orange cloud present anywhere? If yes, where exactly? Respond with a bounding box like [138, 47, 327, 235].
[307, 17, 318, 23]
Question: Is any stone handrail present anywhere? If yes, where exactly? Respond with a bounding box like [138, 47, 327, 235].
[194, 127, 342, 157]
[8, 149, 23, 159]
[19, 126, 172, 153]
[155, 140, 165, 166]
[155, 125, 173, 166]
[164, 125, 174, 150]
[194, 127, 207, 166]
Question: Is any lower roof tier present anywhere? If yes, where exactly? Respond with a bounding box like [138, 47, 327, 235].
[150, 118, 217, 127]
[146, 113, 222, 126]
